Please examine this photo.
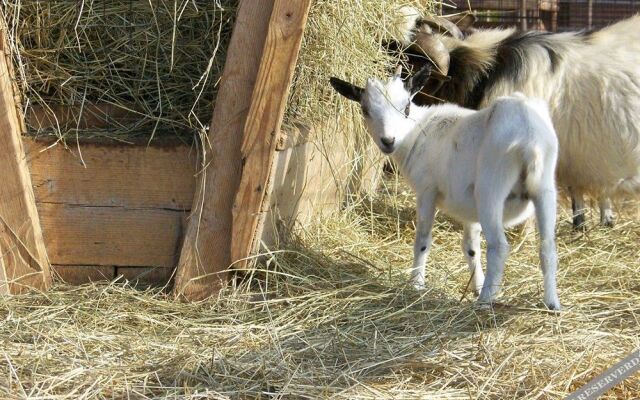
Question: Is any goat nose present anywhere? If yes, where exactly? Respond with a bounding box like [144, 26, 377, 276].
[381, 137, 395, 147]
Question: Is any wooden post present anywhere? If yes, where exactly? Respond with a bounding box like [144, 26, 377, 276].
[230, 0, 312, 271]
[587, 0, 593, 29]
[172, 0, 276, 301]
[0, 31, 51, 294]
[520, 0, 528, 30]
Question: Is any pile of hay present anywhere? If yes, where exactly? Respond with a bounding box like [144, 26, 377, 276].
[2, 0, 236, 141]
[2, 0, 430, 142]
[1, 177, 638, 398]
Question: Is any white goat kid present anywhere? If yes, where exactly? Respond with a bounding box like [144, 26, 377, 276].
[330, 66, 561, 310]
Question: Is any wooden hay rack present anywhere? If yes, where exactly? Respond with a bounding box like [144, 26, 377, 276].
[0, 0, 359, 301]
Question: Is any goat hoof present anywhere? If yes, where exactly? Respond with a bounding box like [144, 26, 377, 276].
[478, 287, 498, 304]
[545, 296, 561, 311]
[411, 279, 426, 291]
[545, 302, 561, 312]
[572, 215, 586, 231]
[601, 217, 615, 228]
[474, 300, 493, 310]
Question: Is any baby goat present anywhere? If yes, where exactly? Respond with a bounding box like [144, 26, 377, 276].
[330, 66, 561, 310]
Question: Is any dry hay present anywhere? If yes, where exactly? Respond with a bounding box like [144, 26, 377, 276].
[1, 177, 638, 399]
[2, 0, 236, 141]
[2, 0, 431, 143]
[2, 1, 638, 398]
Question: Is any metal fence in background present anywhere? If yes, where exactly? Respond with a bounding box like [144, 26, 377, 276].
[446, 0, 640, 31]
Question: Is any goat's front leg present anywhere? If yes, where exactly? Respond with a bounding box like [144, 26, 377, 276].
[411, 191, 437, 289]
[462, 223, 484, 296]
[598, 196, 615, 227]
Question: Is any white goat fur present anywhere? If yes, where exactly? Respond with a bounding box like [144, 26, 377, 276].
[331, 72, 561, 309]
[402, 11, 640, 226]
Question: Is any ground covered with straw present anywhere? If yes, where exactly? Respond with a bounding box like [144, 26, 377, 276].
[1, 180, 638, 399]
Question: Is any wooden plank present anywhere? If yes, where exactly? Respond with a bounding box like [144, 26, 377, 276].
[465, 0, 542, 10]
[173, 0, 276, 301]
[0, 30, 51, 294]
[53, 265, 115, 285]
[262, 133, 350, 245]
[25, 103, 140, 131]
[116, 267, 173, 287]
[38, 203, 184, 268]
[25, 138, 196, 210]
[275, 123, 311, 151]
[231, 0, 312, 270]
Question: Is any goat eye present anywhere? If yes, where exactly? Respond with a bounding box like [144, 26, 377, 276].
[404, 102, 411, 117]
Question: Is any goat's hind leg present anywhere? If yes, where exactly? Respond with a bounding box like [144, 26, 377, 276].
[475, 184, 511, 305]
[532, 185, 561, 310]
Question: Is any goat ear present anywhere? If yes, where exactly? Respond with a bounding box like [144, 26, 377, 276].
[329, 77, 364, 102]
[406, 65, 432, 96]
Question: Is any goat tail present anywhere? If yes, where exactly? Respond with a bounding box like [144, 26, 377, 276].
[396, 6, 421, 46]
[523, 146, 545, 195]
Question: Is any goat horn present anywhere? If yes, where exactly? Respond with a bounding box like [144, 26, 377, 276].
[413, 31, 450, 77]
[420, 15, 464, 40]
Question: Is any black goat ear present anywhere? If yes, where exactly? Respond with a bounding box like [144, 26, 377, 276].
[405, 65, 432, 96]
[329, 77, 364, 102]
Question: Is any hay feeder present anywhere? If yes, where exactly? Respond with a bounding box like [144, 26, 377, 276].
[0, 0, 385, 300]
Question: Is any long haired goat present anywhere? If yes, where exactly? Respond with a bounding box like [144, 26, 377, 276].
[396, 8, 640, 228]
[330, 66, 561, 310]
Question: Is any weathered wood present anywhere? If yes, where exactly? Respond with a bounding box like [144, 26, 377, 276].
[262, 128, 352, 245]
[0, 30, 51, 294]
[231, 0, 312, 269]
[275, 123, 311, 151]
[116, 267, 173, 286]
[25, 138, 197, 210]
[466, 0, 553, 11]
[173, 0, 276, 301]
[53, 265, 115, 285]
[26, 124, 351, 286]
[38, 203, 184, 268]
[26, 103, 140, 132]
[520, 0, 528, 30]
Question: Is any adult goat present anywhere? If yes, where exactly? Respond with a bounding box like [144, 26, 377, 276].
[330, 65, 561, 310]
[395, 8, 640, 228]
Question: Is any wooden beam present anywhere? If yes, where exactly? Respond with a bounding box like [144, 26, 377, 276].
[0, 30, 51, 294]
[38, 203, 184, 268]
[53, 265, 115, 285]
[116, 267, 173, 287]
[25, 103, 140, 132]
[520, 0, 528, 30]
[173, 0, 276, 301]
[25, 138, 196, 210]
[231, 0, 312, 269]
